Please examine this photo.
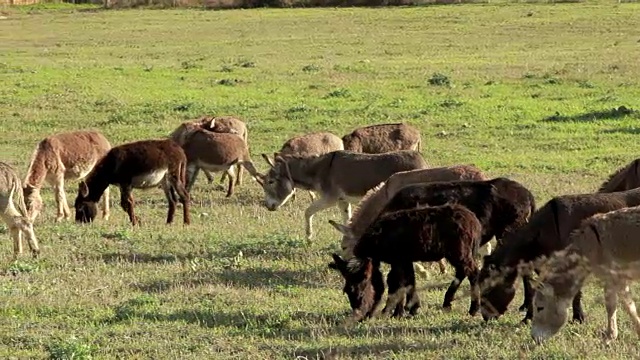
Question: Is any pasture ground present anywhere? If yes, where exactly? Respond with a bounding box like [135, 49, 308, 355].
[1, 2, 640, 359]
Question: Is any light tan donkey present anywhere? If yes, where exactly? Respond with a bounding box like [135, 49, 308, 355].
[23, 130, 111, 222]
[0, 162, 40, 258]
[531, 206, 640, 344]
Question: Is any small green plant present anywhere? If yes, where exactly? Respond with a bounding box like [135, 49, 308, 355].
[7, 261, 40, 275]
[46, 336, 94, 360]
[428, 73, 451, 86]
[325, 88, 350, 98]
[302, 64, 321, 72]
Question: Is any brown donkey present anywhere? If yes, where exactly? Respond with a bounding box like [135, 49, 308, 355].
[23, 130, 111, 222]
[74, 139, 190, 226]
[0, 162, 40, 258]
[329, 204, 483, 322]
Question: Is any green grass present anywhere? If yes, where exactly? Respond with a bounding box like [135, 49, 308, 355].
[1, 3, 640, 359]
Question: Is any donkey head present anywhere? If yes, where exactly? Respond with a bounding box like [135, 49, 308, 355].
[259, 154, 295, 211]
[74, 181, 98, 223]
[479, 254, 518, 321]
[328, 253, 384, 321]
[328, 220, 356, 255]
[23, 184, 43, 222]
[530, 283, 570, 344]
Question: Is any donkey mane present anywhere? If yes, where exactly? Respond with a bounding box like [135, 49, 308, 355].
[343, 181, 390, 256]
[598, 159, 640, 192]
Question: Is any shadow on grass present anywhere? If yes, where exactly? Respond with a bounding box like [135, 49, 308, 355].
[131, 266, 328, 293]
[601, 127, 640, 135]
[542, 106, 635, 122]
[100, 252, 200, 264]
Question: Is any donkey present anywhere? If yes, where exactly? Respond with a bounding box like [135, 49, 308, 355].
[329, 204, 483, 321]
[0, 162, 40, 258]
[271, 131, 344, 202]
[479, 187, 640, 324]
[531, 206, 640, 344]
[332, 165, 487, 275]
[341, 123, 421, 153]
[23, 130, 111, 222]
[74, 139, 190, 226]
[256, 150, 428, 240]
[598, 158, 640, 193]
[195, 116, 249, 186]
[179, 129, 261, 197]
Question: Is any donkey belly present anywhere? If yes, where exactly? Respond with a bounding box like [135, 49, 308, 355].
[132, 169, 168, 188]
[63, 160, 98, 181]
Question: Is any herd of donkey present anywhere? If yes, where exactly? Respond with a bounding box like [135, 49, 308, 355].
[3, 117, 640, 344]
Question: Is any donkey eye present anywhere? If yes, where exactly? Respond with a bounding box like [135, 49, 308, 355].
[536, 307, 544, 312]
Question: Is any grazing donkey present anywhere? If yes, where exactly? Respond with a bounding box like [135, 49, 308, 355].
[598, 158, 640, 193]
[342, 123, 421, 153]
[333, 165, 487, 275]
[329, 204, 483, 321]
[170, 117, 247, 187]
[269, 131, 344, 201]
[531, 206, 640, 344]
[256, 150, 428, 240]
[74, 139, 190, 226]
[23, 130, 111, 222]
[0, 162, 40, 258]
[196, 116, 249, 186]
[479, 187, 640, 324]
[179, 129, 261, 197]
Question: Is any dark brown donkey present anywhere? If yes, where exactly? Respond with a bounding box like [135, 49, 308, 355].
[479, 187, 640, 323]
[74, 139, 190, 226]
[329, 204, 482, 322]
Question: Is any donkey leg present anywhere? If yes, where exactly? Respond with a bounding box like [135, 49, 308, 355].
[443, 264, 467, 311]
[101, 186, 111, 221]
[235, 162, 243, 186]
[619, 284, 640, 338]
[604, 283, 619, 342]
[174, 182, 191, 225]
[383, 264, 408, 318]
[185, 165, 200, 192]
[162, 181, 177, 224]
[337, 199, 352, 224]
[521, 275, 534, 312]
[119, 186, 138, 226]
[203, 169, 215, 184]
[572, 290, 585, 323]
[17, 219, 40, 258]
[52, 176, 68, 222]
[404, 265, 421, 316]
[224, 168, 236, 198]
[465, 262, 481, 316]
[437, 260, 447, 274]
[9, 226, 23, 258]
[304, 197, 335, 241]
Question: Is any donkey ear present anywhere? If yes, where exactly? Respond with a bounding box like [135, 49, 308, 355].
[261, 154, 275, 168]
[79, 181, 89, 197]
[328, 220, 351, 236]
[328, 253, 346, 271]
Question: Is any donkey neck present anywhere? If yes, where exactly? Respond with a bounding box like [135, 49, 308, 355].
[286, 154, 332, 191]
[24, 151, 49, 188]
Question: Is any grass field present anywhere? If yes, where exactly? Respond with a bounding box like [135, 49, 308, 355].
[1, 2, 640, 359]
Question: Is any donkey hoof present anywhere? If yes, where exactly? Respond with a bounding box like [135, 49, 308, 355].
[572, 312, 585, 324]
[442, 305, 452, 313]
[468, 304, 480, 317]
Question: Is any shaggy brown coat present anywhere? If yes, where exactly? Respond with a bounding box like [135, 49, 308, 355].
[329, 204, 483, 322]
[342, 123, 421, 153]
[195, 116, 248, 185]
[479, 187, 640, 323]
[598, 158, 640, 193]
[0, 162, 40, 258]
[74, 139, 190, 226]
[180, 129, 261, 197]
[531, 206, 640, 344]
[334, 165, 486, 274]
[23, 130, 111, 222]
